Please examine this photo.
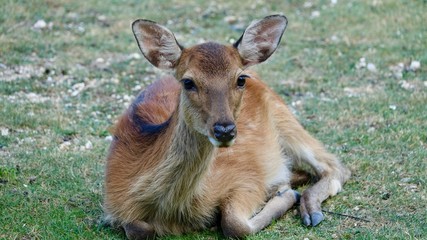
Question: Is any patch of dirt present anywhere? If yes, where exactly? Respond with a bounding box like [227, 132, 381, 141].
[343, 85, 383, 97]
[0, 65, 45, 82]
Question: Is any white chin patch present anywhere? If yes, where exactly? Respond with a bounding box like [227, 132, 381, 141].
[208, 137, 235, 148]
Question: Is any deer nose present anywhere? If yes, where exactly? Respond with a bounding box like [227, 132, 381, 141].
[213, 122, 236, 143]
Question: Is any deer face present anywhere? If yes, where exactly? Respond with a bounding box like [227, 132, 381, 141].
[132, 15, 287, 147]
[174, 43, 248, 147]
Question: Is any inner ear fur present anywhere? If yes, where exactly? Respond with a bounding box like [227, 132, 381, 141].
[234, 15, 288, 67]
[132, 19, 183, 70]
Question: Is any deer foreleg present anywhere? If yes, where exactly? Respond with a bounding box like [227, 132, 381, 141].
[249, 187, 300, 232]
[220, 187, 299, 237]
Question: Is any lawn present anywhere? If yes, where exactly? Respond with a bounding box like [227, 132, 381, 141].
[0, 0, 426, 239]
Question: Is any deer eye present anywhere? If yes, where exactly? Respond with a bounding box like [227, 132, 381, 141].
[237, 75, 249, 88]
[182, 78, 197, 91]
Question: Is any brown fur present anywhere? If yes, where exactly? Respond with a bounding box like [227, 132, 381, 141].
[104, 15, 350, 239]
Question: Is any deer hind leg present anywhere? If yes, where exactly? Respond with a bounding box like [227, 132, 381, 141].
[289, 137, 350, 226]
[295, 145, 350, 226]
[123, 221, 155, 240]
[274, 105, 351, 226]
[220, 186, 299, 237]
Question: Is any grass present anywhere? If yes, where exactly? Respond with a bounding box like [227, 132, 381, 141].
[0, 0, 426, 239]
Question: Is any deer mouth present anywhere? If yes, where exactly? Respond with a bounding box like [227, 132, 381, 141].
[208, 136, 236, 148]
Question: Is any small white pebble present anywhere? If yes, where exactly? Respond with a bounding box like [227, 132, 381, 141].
[76, 25, 85, 33]
[71, 90, 80, 97]
[409, 60, 420, 71]
[224, 16, 237, 24]
[228, 38, 236, 44]
[132, 85, 142, 91]
[122, 95, 132, 102]
[67, 12, 79, 19]
[129, 53, 141, 60]
[71, 82, 85, 96]
[400, 177, 412, 183]
[33, 19, 47, 29]
[399, 80, 415, 90]
[304, 2, 313, 8]
[389, 62, 404, 79]
[72, 82, 85, 91]
[1, 128, 9, 136]
[330, 35, 339, 42]
[97, 15, 107, 21]
[110, 78, 120, 84]
[26, 93, 49, 103]
[105, 136, 113, 142]
[331, 0, 338, 5]
[389, 105, 397, 110]
[291, 100, 303, 107]
[393, 71, 403, 79]
[367, 63, 377, 72]
[85, 141, 93, 149]
[59, 141, 72, 150]
[311, 11, 320, 18]
[356, 57, 366, 69]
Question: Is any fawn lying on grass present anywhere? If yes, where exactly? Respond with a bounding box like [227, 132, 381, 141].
[103, 15, 350, 239]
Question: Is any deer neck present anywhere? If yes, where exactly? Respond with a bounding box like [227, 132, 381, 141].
[154, 102, 217, 205]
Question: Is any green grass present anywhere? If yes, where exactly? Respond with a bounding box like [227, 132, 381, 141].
[1, 0, 426, 239]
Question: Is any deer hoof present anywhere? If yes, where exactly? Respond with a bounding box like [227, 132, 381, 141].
[310, 212, 324, 226]
[123, 221, 155, 240]
[293, 190, 301, 203]
[302, 211, 324, 227]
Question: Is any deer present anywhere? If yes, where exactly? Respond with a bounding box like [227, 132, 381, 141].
[103, 15, 351, 239]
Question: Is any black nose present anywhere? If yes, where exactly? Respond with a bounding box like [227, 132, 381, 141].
[213, 122, 236, 142]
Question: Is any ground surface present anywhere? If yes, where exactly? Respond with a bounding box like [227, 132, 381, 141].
[1, 0, 426, 239]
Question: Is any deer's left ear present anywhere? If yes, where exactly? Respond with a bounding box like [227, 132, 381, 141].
[234, 15, 288, 67]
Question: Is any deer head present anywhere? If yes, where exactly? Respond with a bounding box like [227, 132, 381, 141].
[132, 15, 287, 147]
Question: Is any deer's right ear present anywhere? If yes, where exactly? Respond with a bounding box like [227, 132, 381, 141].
[132, 20, 183, 70]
